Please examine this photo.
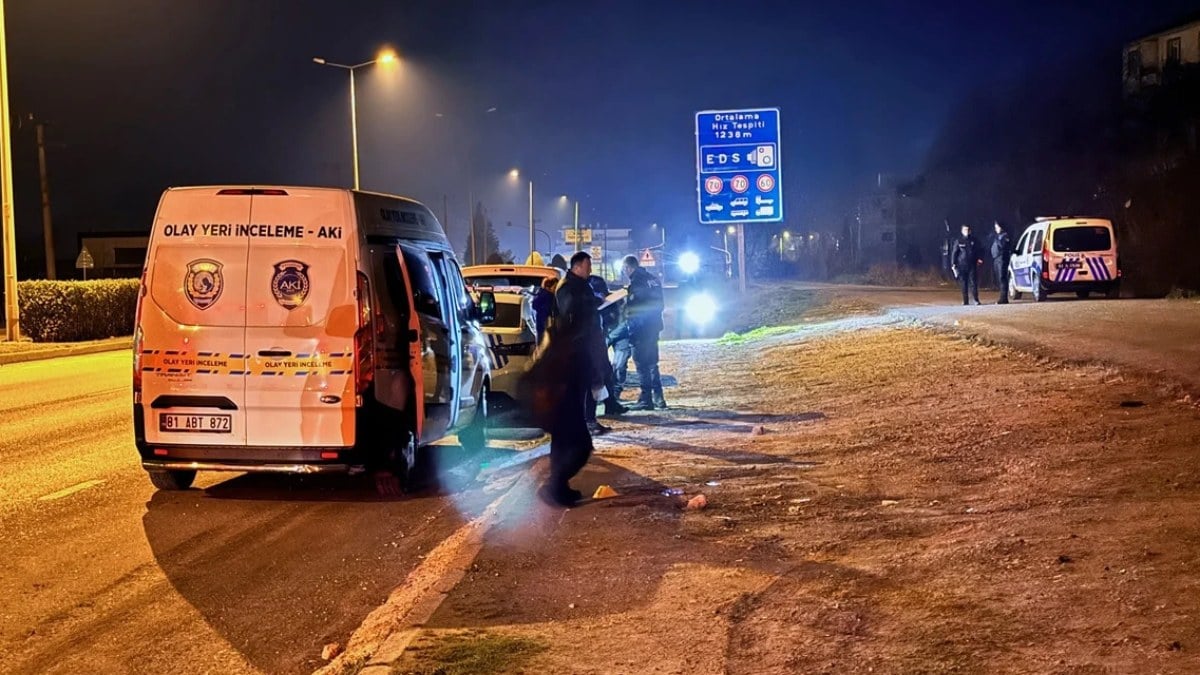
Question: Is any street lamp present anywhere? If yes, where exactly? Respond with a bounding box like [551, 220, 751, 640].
[312, 48, 398, 190]
[780, 230, 791, 261]
[558, 194, 583, 252]
[508, 169, 534, 257]
[0, 0, 18, 340]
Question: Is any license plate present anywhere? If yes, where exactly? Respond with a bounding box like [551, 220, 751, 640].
[159, 413, 232, 433]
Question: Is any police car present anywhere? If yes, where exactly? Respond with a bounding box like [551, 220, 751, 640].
[134, 186, 495, 490]
[462, 264, 564, 407]
[1009, 217, 1121, 302]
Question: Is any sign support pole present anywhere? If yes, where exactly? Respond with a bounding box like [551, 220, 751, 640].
[737, 223, 747, 294]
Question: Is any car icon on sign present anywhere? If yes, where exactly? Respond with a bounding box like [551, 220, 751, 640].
[730, 197, 749, 208]
[704, 203, 723, 213]
[730, 209, 750, 218]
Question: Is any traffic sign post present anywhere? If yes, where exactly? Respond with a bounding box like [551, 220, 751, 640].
[75, 246, 94, 280]
[695, 108, 782, 226]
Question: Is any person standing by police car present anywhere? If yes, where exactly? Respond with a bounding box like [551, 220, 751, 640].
[990, 221, 1013, 305]
[952, 224, 983, 306]
[622, 255, 667, 410]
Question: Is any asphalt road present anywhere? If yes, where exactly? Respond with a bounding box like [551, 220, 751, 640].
[0, 352, 497, 675]
[785, 282, 1200, 393]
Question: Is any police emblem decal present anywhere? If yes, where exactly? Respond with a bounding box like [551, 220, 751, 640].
[184, 259, 223, 310]
[271, 260, 310, 310]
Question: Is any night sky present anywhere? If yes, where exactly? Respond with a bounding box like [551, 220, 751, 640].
[5, 0, 1198, 270]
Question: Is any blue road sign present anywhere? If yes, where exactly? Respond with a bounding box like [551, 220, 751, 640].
[695, 108, 782, 225]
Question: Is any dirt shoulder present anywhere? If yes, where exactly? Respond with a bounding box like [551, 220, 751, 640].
[387, 326, 1200, 674]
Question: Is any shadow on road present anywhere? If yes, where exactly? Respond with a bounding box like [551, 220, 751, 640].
[140, 443, 510, 674]
[424, 457, 794, 631]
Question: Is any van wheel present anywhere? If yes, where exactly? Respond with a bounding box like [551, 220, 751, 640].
[1106, 282, 1121, 299]
[1076, 290, 1091, 299]
[148, 469, 195, 491]
[1008, 276, 1022, 301]
[459, 383, 489, 453]
[1032, 281, 1046, 303]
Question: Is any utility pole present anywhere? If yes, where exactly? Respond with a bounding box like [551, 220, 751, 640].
[468, 192, 476, 265]
[737, 223, 747, 294]
[0, 0, 20, 340]
[573, 201, 580, 253]
[33, 119, 55, 280]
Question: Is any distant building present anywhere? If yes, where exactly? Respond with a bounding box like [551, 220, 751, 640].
[853, 174, 902, 267]
[552, 225, 633, 280]
[76, 231, 148, 279]
[1124, 14, 1200, 96]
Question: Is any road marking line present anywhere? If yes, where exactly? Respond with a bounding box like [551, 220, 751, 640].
[38, 479, 106, 501]
[315, 469, 538, 675]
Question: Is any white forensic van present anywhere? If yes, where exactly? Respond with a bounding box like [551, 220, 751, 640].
[134, 186, 495, 490]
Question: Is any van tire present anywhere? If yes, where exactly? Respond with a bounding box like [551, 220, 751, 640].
[1106, 282, 1121, 299]
[459, 382, 489, 453]
[1076, 290, 1091, 299]
[1032, 281, 1046, 303]
[149, 469, 196, 491]
[1008, 276, 1022, 301]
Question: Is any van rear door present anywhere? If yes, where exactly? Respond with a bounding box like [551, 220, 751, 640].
[1050, 221, 1116, 284]
[242, 189, 358, 448]
[141, 188, 251, 447]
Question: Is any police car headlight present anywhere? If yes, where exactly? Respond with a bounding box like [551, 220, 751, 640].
[684, 292, 717, 326]
[678, 251, 701, 276]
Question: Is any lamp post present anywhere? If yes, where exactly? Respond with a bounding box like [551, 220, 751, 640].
[312, 48, 397, 190]
[508, 169, 534, 257]
[780, 230, 791, 261]
[0, 0, 18, 340]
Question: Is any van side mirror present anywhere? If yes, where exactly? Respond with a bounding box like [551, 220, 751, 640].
[476, 291, 496, 324]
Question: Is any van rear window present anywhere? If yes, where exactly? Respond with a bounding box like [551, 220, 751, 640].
[1053, 226, 1111, 252]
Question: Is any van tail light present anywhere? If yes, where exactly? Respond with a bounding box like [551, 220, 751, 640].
[353, 272, 375, 401]
[132, 271, 148, 399]
[1041, 241, 1051, 279]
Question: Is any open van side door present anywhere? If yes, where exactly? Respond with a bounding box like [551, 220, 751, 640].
[398, 245, 459, 443]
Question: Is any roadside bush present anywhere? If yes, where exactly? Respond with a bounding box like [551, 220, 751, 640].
[17, 279, 139, 342]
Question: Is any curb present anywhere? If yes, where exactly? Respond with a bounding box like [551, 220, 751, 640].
[0, 338, 132, 366]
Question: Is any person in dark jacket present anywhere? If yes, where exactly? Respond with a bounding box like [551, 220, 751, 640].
[990, 222, 1013, 305]
[531, 276, 557, 343]
[540, 251, 606, 507]
[951, 225, 983, 306]
[622, 255, 666, 410]
[583, 275, 627, 432]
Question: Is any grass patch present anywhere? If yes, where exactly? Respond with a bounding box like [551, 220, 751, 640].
[397, 631, 547, 675]
[718, 325, 800, 345]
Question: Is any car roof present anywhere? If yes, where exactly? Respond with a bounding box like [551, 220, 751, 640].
[461, 264, 563, 279]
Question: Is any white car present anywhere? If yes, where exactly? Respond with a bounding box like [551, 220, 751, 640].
[704, 203, 724, 213]
[730, 197, 749, 208]
[462, 264, 564, 408]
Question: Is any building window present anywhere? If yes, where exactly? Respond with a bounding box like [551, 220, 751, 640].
[1167, 37, 1182, 65]
[1126, 49, 1142, 78]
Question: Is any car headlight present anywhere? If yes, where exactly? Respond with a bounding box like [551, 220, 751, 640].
[678, 251, 701, 275]
[684, 292, 717, 326]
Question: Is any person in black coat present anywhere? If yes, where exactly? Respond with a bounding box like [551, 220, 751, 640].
[951, 225, 983, 306]
[622, 255, 666, 409]
[539, 251, 606, 507]
[990, 222, 1014, 305]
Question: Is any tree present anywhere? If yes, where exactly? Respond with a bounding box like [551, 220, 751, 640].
[461, 202, 512, 265]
